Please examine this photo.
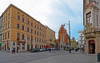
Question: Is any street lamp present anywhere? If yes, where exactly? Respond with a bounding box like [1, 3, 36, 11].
[62, 21, 71, 47]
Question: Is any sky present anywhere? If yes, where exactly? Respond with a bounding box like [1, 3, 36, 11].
[0, 0, 83, 41]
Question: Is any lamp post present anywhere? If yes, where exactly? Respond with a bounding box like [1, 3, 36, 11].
[62, 21, 71, 47]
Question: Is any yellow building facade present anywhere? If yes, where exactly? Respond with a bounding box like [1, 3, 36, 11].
[46, 26, 55, 47]
[2, 4, 47, 51]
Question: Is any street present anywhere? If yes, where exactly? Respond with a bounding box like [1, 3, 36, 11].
[0, 50, 99, 63]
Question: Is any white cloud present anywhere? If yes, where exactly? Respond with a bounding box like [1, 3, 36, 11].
[0, 0, 83, 40]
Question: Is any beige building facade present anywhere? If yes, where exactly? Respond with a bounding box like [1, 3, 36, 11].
[83, 0, 100, 54]
[45, 26, 55, 47]
[2, 4, 48, 52]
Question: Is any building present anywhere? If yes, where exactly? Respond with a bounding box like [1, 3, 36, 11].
[71, 37, 77, 49]
[45, 26, 55, 47]
[2, 4, 47, 52]
[0, 15, 3, 50]
[56, 25, 69, 49]
[78, 30, 85, 48]
[83, 0, 100, 54]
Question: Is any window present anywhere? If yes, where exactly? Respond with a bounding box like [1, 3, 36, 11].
[8, 32, 9, 39]
[86, 12, 91, 24]
[17, 24, 19, 29]
[97, 15, 98, 26]
[27, 18, 29, 25]
[35, 30, 36, 34]
[35, 37, 36, 42]
[8, 21, 10, 28]
[40, 27, 41, 30]
[35, 25, 36, 28]
[17, 33, 20, 40]
[61, 36, 64, 42]
[31, 23, 33, 26]
[5, 33, 7, 39]
[27, 35, 29, 40]
[17, 15, 20, 20]
[22, 34, 24, 40]
[27, 27, 29, 32]
[31, 29, 33, 33]
[8, 10, 10, 18]
[40, 32, 41, 36]
[37, 38, 38, 42]
[22, 18, 24, 22]
[27, 21, 29, 25]
[31, 35, 33, 42]
[22, 25, 24, 30]
[37, 31, 39, 35]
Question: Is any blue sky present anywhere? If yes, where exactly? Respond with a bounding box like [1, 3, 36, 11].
[0, 0, 83, 40]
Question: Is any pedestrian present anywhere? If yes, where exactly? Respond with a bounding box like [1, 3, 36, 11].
[11, 49, 13, 54]
[17, 47, 18, 53]
[48, 47, 51, 52]
[13, 47, 15, 53]
[8, 48, 10, 53]
[69, 48, 71, 53]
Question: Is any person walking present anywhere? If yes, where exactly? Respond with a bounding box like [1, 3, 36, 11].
[17, 47, 18, 53]
[69, 48, 71, 53]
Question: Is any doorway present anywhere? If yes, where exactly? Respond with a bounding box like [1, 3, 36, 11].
[89, 40, 95, 54]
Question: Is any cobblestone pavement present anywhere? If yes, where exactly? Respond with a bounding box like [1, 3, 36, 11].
[0, 50, 99, 63]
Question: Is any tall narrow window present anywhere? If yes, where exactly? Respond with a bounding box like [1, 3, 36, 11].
[27, 18, 29, 25]
[8, 21, 10, 28]
[27, 35, 29, 40]
[27, 27, 29, 32]
[27, 21, 29, 25]
[31, 29, 33, 33]
[17, 24, 19, 29]
[97, 15, 98, 26]
[22, 34, 24, 40]
[86, 12, 91, 24]
[8, 32, 9, 39]
[35, 30, 36, 35]
[35, 25, 36, 28]
[17, 15, 20, 20]
[22, 18, 24, 22]
[31, 35, 33, 42]
[22, 25, 24, 30]
[61, 36, 64, 42]
[31, 22, 33, 26]
[17, 33, 20, 40]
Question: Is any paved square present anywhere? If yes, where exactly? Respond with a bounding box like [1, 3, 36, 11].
[0, 50, 99, 63]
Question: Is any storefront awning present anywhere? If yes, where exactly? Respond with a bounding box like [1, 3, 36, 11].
[0, 42, 2, 44]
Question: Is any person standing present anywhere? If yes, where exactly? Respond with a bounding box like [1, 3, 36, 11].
[69, 48, 71, 53]
[17, 47, 18, 53]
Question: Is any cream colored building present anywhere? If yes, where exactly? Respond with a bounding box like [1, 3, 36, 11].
[2, 4, 47, 52]
[46, 26, 55, 47]
[78, 30, 85, 48]
[71, 37, 77, 49]
[83, 0, 100, 54]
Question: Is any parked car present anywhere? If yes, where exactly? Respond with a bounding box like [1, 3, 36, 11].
[30, 49, 40, 52]
[39, 48, 46, 52]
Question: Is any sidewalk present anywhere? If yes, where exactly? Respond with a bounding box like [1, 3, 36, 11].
[24, 51, 99, 63]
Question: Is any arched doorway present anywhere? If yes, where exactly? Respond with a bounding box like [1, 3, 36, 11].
[89, 40, 95, 54]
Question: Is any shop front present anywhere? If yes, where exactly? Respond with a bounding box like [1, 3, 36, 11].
[89, 40, 95, 54]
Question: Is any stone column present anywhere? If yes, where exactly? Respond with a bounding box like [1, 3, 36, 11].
[20, 43, 22, 51]
[91, 8, 95, 27]
[86, 39, 89, 54]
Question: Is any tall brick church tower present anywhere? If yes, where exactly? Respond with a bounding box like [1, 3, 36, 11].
[57, 25, 69, 48]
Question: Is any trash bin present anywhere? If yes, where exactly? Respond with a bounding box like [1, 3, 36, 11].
[98, 53, 100, 62]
